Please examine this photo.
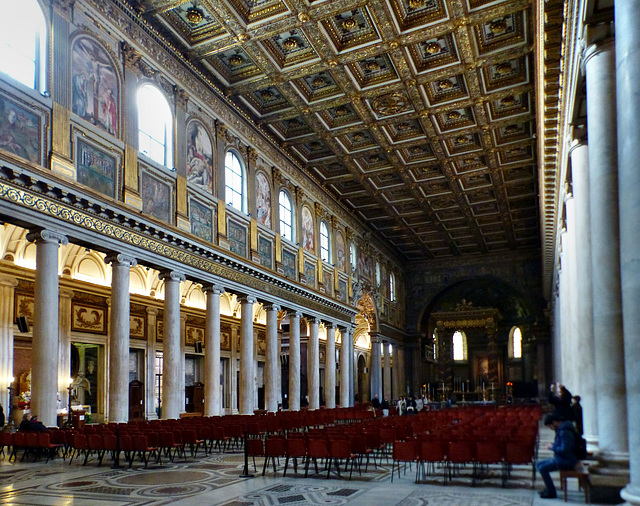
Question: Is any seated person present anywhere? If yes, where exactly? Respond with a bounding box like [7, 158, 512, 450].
[19, 413, 47, 432]
[536, 413, 578, 499]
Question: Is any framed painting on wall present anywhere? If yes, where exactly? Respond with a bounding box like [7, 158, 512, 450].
[76, 138, 117, 198]
[71, 303, 106, 334]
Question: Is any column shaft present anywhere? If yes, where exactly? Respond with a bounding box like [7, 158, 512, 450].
[370, 336, 382, 402]
[340, 327, 349, 407]
[616, 2, 640, 501]
[325, 325, 336, 409]
[0, 277, 18, 417]
[28, 230, 67, 426]
[239, 296, 256, 414]
[383, 342, 391, 402]
[348, 327, 354, 406]
[289, 311, 301, 411]
[585, 39, 629, 460]
[58, 289, 73, 413]
[204, 285, 224, 416]
[308, 318, 320, 410]
[145, 308, 158, 419]
[160, 271, 185, 419]
[107, 254, 136, 423]
[265, 304, 280, 412]
[570, 141, 598, 444]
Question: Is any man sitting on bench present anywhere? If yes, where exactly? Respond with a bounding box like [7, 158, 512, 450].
[537, 413, 578, 499]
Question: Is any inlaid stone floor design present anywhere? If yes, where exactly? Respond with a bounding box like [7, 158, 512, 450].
[0, 429, 604, 505]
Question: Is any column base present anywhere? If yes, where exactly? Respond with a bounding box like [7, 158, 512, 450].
[621, 484, 640, 506]
[588, 452, 630, 504]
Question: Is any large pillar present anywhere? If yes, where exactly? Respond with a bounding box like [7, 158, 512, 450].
[564, 193, 580, 392]
[325, 323, 336, 409]
[289, 311, 301, 411]
[58, 288, 73, 413]
[307, 317, 320, 410]
[27, 230, 68, 426]
[239, 296, 256, 415]
[392, 344, 401, 400]
[0, 276, 18, 418]
[230, 324, 239, 413]
[340, 326, 349, 407]
[106, 254, 136, 423]
[204, 285, 224, 416]
[584, 34, 629, 468]
[383, 341, 392, 402]
[348, 326, 355, 406]
[569, 139, 598, 445]
[370, 334, 382, 402]
[145, 307, 158, 419]
[265, 303, 280, 413]
[615, 3, 640, 502]
[159, 270, 185, 419]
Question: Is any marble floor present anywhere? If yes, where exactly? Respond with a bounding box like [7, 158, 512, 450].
[0, 428, 599, 506]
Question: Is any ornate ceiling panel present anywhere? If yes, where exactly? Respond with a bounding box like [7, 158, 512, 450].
[142, 0, 539, 260]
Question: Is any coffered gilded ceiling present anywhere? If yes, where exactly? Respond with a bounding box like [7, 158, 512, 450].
[142, 0, 539, 260]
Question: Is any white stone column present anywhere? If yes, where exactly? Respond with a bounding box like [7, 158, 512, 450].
[239, 296, 256, 415]
[145, 307, 158, 420]
[383, 341, 392, 402]
[230, 324, 239, 414]
[27, 230, 68, 427]
[397, 346, 406, 397]
[615, 3, 640, 502]
[265, 303, 280, 413]
[180, 314, 186, 414]
[105, 254, 136, 423]
[340, 327, 349, 407]
[159, 270, 185, 419]
[289, 311, 301, 411]
[564, 194, 580, 392]
[569, 139, 598, 445]
[0, 276, 18, 417]
[584, 36, 629, 466]
[308, 317, 320, 410]
[370, 335, 382, 402]
[348, 326, 355, 406]
[391, 344, 400, 400]
[325, 323, 336, 409]
[57, 289, 73, 413]
[204, 284, 224, 416]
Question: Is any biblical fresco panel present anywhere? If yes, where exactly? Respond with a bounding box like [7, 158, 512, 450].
[186, 120, 213, 193]
[255, 171, 271, 227]
[301, 205, 314, 253]
[0, 95, 41, 164]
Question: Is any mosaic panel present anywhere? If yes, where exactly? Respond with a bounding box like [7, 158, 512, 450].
[258, 235, 272, 269]
[282, 249, 296, 279]
[228, 220, 247, 257]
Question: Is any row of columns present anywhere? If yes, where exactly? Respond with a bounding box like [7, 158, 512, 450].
[368, 335, 401, 403]
[556, 6, 640, 502]
[11, 231, 358, 425]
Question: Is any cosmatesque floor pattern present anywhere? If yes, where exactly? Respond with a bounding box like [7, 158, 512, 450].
[0, 431, 604, 506]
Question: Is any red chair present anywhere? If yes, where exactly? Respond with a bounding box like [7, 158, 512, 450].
[262, 437, 286, 476]
[504, 440, 536, 486]
[132, 434, 159, 468]
[23, 432, 39, 461]
[474, 440, 505, 486]
[350, 435, 373, 472]
[158, 431, 182, 462]
[68, 433, 89, 465]
[246, 438, 264, 472]
[211, 426, 231, 453]
[9, 432, 25, 462]
[417, 440, 447, 483]
[327, 438, 358, 479]
[181, 429, 205, 458]
[0, 432, 12, 459]
[283, 437, 307, 476]
[447, 441, 475, 481]
[305, 438, 329, 477]
[99, 433, 117, 466]
[391, 440, 417, 482]
[86, 434, 103, 465]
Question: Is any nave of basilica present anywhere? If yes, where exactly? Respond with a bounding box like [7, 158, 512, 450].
[0, 0, 639, 503]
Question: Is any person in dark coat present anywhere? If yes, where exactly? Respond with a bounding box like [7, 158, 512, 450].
[572, 396, 584, 436]
[371, 394, 381, 409]
[536, 413, 578, 499]
[19, 413, 47, 432]
[548, 383, 574, 422]
[0, 404, 5, 427]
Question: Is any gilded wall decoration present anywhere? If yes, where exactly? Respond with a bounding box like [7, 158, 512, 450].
[71, 303, 106, 334]
[14, 293, 34, 326]
[75, 138, 117, 198]
[335, 230, 346, 272]
[258, 235, 272, 269]
[323, 270, 332, 296]
[71, 35, 119, 136]
[304, 261, 315, 288]
[189, 198, 213, 243]
[130, 315, 146, 339]
[157, 320, 164, 342]
[0, 95, 41, 165]
[338, 279, 347, 302]
[301, 205, 314, 253]
[255, 171, 271, 227]
[186, 324, 205, 345]
[228, 220, 247, 257]
[186, 120, 213, 193]
[141, 171, 172, 223]
[221, 331, 231, 350]
[282, 249, 296, 280]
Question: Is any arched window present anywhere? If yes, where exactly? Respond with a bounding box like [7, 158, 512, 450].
[510, 326, 523, 359]
[225, 150, 245, 212]
[279, 189, 293, 241]
[137, 84, 173, 167]
[0, 0, 47, 91]
[452, 330, 468, 361]
[350, 243, 357, 271]
[320, 221, 330, 263]
[390, 272, 396, 302]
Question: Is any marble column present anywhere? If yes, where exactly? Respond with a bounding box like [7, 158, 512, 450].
[145, 307, 158, 420]
[0, 276, 18, 417]
[58, 289, 73, 413]
[239, 296, 256, 415]
[106, 254, 137, 423]
[340, 327, 349, 407]
[392, 344, 401, 400]
[348, 326, 355, 406]
[564, 193, 580, 392]
[27, 230, 68, 427]
[615, 2, 640, 502]
[584, 36, 629, 466]
[325, 324, 336, 409]
[397, 346, 406, 397]
[180, 314, 186, 415]
[230, 324, 239, 414]
[307, 317, 320, 410]
[289, 311, 301, 411]
[383, 341, 392, 402]
[204, 285, 224, 416]
[569, 140, 598, 445]
[265, 303, 280, 413]
[370, 335, 382, 402]
[159, 270, 185, 419]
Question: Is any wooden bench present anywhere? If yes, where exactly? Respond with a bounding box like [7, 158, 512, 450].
[560, 463, 590, 503]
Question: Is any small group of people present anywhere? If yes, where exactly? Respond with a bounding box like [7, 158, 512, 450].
[396, 395, 428, 415]
[537, 382, 585, 499]
[19, 413, 47, 432]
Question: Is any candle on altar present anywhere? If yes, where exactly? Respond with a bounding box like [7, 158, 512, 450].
[462, 382, 465, 392]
